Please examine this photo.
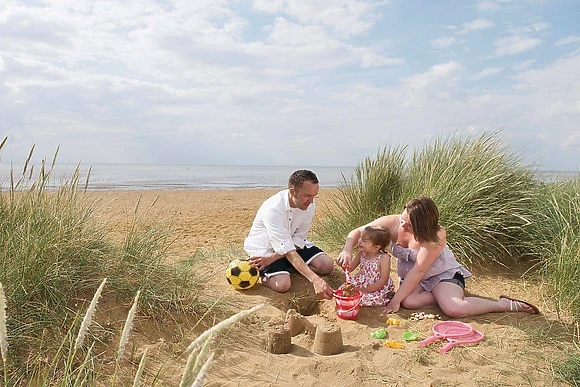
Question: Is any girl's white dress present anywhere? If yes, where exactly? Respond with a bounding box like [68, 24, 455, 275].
[351, 253, 395, 306]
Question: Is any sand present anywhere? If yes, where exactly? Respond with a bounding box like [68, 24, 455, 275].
[95, 189, 568, 386]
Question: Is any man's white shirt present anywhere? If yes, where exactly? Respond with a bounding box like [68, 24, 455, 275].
[244, 189, 315, 257]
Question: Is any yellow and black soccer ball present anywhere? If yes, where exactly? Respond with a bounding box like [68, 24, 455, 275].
[225, 258, 259, 290]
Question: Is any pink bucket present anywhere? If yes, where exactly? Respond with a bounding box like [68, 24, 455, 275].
[334, 289, 362, 320]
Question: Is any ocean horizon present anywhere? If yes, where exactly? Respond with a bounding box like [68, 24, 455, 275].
[1, 163, 356, 191]
[1, 163, 578, 191]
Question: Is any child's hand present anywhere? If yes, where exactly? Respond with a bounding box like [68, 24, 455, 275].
[337, 251, 352, 269]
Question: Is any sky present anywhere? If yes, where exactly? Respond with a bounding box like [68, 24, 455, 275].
[0, 0, 579, 171]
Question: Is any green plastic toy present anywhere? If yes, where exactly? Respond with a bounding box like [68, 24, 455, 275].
[402, 330, 420, 341]
[370, 328, 388, 339]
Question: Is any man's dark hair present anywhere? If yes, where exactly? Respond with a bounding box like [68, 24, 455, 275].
[288, 169, 318, 189]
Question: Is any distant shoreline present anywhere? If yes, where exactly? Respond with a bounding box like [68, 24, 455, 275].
[1, 163, 577, 191]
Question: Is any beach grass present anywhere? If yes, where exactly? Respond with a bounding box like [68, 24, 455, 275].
[555, 354, 580, 386]
[404, 131, 538, 266]
[535, 179, 580, 320]
[0, 276, 261, 386]
[316, 131, 539, 267]
[315, 130, 580, 324]
[0, 140, 239, 384]
[316, 146, 406, 248]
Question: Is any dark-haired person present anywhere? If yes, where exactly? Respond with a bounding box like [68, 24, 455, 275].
[337, 197, 539, 317]
[244, 170, 335, 299]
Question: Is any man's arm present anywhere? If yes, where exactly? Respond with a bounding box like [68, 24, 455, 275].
[285, 250, 334, 299]
[249, 250, 333, 298]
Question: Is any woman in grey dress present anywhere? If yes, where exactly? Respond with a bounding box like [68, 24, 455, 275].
[337, 197, 539, 317]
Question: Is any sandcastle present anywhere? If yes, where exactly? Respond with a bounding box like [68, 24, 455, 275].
[265, 309, 344, 355]
[266, 325, 292, 354]
[311, 323, 344, 355]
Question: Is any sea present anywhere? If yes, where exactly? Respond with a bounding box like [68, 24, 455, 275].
[1, 163, 578, 191]
[2, 164, 356, 191]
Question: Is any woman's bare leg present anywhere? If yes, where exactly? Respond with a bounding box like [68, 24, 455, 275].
[400, 283, 438, 309]
[432, 282, 538, 318]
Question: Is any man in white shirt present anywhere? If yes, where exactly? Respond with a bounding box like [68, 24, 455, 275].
[245, 170, 335, 299]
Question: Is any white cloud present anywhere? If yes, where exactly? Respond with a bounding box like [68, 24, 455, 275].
[401, 61, 463, 107]
[506, 54, 580, 156]
[252, 0, 380, 37]
[265, 17, 331, 46]
[561, 133, 580, 151]
[245, 18, 392, 71]
[493, 36, 543, 56]
[531, 22, 549, 31]
[473, 67, 502, 80]
[459, 19, 494, 34]
[430, 36, 456, 48]
[556, 36, 580, 46]
[508, 22, 550, 35]
[512, 59, 536, 70]
[476, 1, 500, 11]
[360, 52, 404, 68]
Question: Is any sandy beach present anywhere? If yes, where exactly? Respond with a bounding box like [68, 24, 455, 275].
[94, 189, 280, 252]
[95, 189, 564, 386]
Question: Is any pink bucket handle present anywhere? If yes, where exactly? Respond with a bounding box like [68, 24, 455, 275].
[341, 297, 362, 313]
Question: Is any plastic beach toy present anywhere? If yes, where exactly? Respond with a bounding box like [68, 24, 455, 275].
[402, 330, 420, 342]
[386, 317, 401, 326]
[370, 328, 387, 339]
[418, 321, 473, 347]
[333, 289, 362, 320]
[439, 329, 484, 354]
[384, 340, 405, 349]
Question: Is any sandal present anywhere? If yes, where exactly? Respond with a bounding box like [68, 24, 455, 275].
[500, 295, 540, 314]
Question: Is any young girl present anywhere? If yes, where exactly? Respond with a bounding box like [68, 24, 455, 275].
[347, 225, 395, 306]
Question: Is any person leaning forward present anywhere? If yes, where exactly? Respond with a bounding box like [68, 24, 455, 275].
[244, 169, 335, 299]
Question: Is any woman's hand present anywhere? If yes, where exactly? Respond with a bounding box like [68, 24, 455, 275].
[384, 299, 401, 314]
[337, 251, 353, 270]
